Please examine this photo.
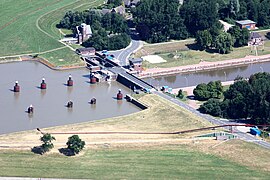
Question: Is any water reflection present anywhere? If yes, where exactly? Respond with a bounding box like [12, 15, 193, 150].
[0, 61, 140, 134]
[144, 62, 269, 88]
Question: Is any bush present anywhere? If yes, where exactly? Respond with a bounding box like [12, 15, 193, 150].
[66, 135, 85, 154]
[177, 89, 184, 99]
[193, 81, 223, 101]
[198, 99, 224, 117]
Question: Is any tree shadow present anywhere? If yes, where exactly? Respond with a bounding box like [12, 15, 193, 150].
[187, 95, 195, 100]
[205, 48, 218, 54]
[58, 148, 75, 156]
[82, 74, 90, 79]
[31, 146, 45, 155]
[186, 43, 202, 51]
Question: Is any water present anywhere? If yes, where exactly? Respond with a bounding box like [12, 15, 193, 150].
[144, 62, 270, 88]
[0, 61, 140, 134]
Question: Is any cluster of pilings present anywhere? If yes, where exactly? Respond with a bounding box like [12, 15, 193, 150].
[14, 75, 75, 93]
[13, 74, 124, 114]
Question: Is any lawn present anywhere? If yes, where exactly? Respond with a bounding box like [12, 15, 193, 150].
[0, 0, 103, 66]
[136, 34, 270, 69]
[0, 144, 269, 179]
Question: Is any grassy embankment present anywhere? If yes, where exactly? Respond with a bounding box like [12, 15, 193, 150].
[0, 95, 270, 178]
[0, 0, 103, 66]
[135, 32, 270, 69]
[1, 141, 270, 179]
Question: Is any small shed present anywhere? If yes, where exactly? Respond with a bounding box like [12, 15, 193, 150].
[129, 58, 143, 72]
[248, 32, 263, 46]
[124, 0, 131, 7]
[131, 0, 141, 6]
[112, 5, 126, 16]
[236, 20, 256, 30]
[76, 47, 96, 56]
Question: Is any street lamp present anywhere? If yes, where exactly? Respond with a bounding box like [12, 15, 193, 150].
[260, 66, 264, 73]
[224, 71, 227, 81]
[184, 76, 188, 86]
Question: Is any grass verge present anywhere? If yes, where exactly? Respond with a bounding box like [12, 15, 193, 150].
[0, 143, 269, 179]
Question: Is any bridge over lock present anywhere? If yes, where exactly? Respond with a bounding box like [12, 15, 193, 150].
[84, 52, 156, 92]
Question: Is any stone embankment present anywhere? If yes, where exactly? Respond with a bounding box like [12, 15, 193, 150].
[139, 54, 270, 78]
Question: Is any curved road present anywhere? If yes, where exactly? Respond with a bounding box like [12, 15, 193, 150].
[154, 91, 270, 149]
[108, 30, 142, 66]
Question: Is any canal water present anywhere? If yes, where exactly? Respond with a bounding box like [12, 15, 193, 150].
[0, 61, 140, 134]
[144, 62, 270, 89]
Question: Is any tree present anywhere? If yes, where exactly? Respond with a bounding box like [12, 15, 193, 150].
[180, 0, 219, 35]
[177, 89, 184, 99]
[199, 99, 224, 117]
[66, 135, 85, 154]
[193, 83, 210, 101]
[247, 0, 258, 22]
[40, 133, 56, 153]
[257, 0, 270, 27]
[267, 32, 270, 39]
[196, 30, 212, 50]
[214, 32, 234, 54]
[193, 81, 223, 101]
[207, 81, 223, 99]
[229, 0, 240, 18]
[228, 26, 249, 47]
[248, 72, 270, 124]
[197, 72, 270, 124]
[133, 0, 188, 43]
[107, 0, 122, 7]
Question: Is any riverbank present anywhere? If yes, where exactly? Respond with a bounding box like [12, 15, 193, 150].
[0, 55, 86, 71]
[139, 54, 270, 78]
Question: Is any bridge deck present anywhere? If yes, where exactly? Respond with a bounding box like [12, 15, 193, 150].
[109, 67, 155, 91]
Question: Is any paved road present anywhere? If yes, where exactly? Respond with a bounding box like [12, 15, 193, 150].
[108, 31, 142, 66]
[154, 91, 270, 149]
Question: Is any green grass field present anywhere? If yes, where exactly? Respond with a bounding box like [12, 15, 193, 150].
[137, 34, 270, 69]
[0, 144, 269, 179]
[0, 0, 103, 66]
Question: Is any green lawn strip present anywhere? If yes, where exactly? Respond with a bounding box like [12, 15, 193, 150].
[140, 40, 270, 69]
[40, 48, 83, 67]
[0, 145, 268, 179]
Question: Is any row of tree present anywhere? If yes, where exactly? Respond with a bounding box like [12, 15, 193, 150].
[199, 73, 270, 125]
[133, 0, 189, 43]
[132, 0, 222, 43]
[58, 9, 130, 50]
[133, 0, 268, 51]
[219, 0, 270, 27]
[196, 26, 249, 54]
[34, 133, 85, 155]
